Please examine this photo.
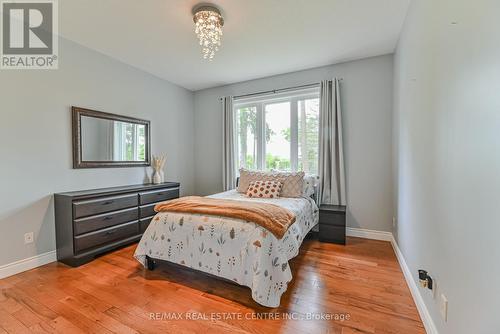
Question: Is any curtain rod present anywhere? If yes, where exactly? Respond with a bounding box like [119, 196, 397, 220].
[218, 79, 343, 101]
[233, 82, 319, 100]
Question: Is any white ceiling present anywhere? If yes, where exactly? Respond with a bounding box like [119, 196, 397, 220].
[59, 0, 410, 91]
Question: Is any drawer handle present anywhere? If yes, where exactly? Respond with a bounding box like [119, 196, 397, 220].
[102, 200, 114, 205]
[157, 192, 164, 196]
[105, 231, 116, 235]
[103, 216, 113, 221]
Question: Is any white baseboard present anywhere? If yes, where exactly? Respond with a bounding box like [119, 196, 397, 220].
[0, 250, 56, 280]
[390, 236, 439, 334]
[346, 227, 393, 241]
[346, 227, 438, 334]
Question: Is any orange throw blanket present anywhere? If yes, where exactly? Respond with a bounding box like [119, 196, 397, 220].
[154, 196, 296, 239]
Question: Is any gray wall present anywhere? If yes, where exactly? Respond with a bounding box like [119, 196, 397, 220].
[393, 0, 500, 333]
[194, 55, 394, 232]
[0, 38, 195, 266]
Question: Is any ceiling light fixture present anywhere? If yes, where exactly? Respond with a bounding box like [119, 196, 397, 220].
[192, 4, 224, 60]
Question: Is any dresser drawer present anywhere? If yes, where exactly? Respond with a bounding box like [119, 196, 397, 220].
[73, 194, 138, 219]
[139, 216, 154, 233]
[139, 203, 159, 218]
[319, 224, 346, 244]
[74, 207, 139, 235]
[74, 221, 139, 253]
[139, 188, 179, 205]
[319, 210, 346, 227]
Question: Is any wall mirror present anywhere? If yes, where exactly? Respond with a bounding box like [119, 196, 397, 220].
[72, 106, 151, 168]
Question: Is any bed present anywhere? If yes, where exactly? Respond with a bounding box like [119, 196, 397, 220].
[134, 189, 319, 307]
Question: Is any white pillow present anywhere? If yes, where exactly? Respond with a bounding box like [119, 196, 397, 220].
[303, 174, 318, 197]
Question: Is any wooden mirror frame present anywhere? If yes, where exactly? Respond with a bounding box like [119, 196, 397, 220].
[72, 106, 151, 169]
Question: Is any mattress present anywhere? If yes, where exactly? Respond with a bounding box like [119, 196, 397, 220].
[134, 190, 319, 307]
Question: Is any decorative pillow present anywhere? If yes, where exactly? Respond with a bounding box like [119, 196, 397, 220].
[271, 169, 316, 197]
[238, 168, 305, 198]
[246, 180, 283, 198]
[237, 169, 272, 193]
[303, 174, 319, 197]
[275, 171, 305, 198]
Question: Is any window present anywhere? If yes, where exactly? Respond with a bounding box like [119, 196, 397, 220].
[234, 88, 320, 174]
[235, 106, 258, 170]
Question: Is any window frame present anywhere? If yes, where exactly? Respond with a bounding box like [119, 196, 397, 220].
[233, 88, 320, 173]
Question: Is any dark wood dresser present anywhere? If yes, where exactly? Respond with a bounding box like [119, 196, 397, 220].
[54, 182, 180, 266]
[318, 204, 346, 245]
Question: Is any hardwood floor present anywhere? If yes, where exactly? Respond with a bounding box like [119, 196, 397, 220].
[0, 237, 425, 334]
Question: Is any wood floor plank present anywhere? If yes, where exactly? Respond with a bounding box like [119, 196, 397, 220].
[48, 316, 87, 334]
[0, 309, 31, 334]
[57, 296, 139, 334]
[26, 322, 55, 334]
[11, 307, 43, 329]
[0, 238, 425, 334]
[1, 288, 59, 324]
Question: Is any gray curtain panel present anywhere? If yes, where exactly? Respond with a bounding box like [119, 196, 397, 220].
[318, 79, 346, 205]
[222, 96, 236, 191]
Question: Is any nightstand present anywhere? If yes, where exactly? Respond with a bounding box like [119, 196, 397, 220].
[319, 204, 346, 244]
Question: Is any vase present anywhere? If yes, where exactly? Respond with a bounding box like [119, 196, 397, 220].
[152, 170, 162, 184]
[159, 170, 165, 183]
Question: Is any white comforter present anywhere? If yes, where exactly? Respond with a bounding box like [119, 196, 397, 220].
[134, 190, 319, 307]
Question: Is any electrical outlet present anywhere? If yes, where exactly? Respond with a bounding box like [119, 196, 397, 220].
[440, 294, 448, 321]
[24, 232, 34, 244]
[431, 280, 437, 299]
[392, 217, 396, 228]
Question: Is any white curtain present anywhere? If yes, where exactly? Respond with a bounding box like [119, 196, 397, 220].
[222, 96, 236, 190]
[318, 79, 346, 205]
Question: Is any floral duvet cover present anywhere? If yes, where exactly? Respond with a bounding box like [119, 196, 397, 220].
[134, 190, 318, 307]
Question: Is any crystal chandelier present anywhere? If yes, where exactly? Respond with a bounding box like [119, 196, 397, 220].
[193, 5, 224, 60]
